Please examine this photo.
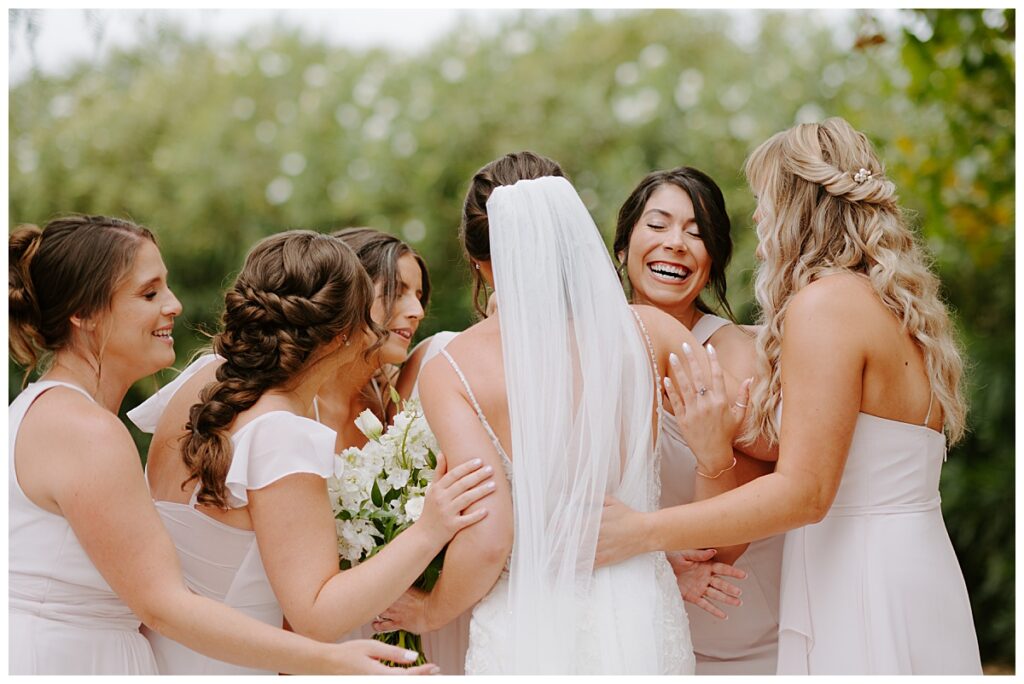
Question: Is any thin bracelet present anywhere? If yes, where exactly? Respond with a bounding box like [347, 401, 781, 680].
[696, 456, 738, 480]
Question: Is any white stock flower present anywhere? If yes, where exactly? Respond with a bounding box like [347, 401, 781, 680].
[404, 494, 425, 522]
[336, 517, 379, 564]
[354, 409, 384, 441]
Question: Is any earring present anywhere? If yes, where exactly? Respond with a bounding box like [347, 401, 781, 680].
[474, 262, 480, 271]
[342, 334, 350, 347]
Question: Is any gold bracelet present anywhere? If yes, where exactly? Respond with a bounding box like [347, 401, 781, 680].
[696, 456, 738, 479]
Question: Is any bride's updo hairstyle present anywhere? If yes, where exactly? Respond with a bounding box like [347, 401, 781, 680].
[182, 230, 384, 508]
[9, 215, 156, 386]
[744, 117, 966, 445]
[461, 151, 565, 315]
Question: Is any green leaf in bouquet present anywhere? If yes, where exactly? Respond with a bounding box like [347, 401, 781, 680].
[371, 479, 384, 508]
[389, 384, 401, 407]
[426, 449, 437, 470]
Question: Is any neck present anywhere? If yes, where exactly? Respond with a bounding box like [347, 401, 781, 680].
[44, 351, 134, 413]
[636, 294, 703, 330]
[314, 356, 380, 422]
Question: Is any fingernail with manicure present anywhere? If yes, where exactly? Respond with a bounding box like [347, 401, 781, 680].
[682, 342, 692, 354]
[405, 650, 419, 660]
[669, 353, 679, 366]
[707, 343, 716, 355]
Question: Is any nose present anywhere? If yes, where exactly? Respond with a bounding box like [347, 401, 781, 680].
[662, 226, 688, 253]
[163, 289, 183, 318]
[406, 295, 425, 322]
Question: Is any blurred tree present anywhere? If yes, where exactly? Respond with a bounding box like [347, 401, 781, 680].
[8, 8, 1013, 666]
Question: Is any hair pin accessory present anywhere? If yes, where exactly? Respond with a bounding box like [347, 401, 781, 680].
[853, 168, 873, 183]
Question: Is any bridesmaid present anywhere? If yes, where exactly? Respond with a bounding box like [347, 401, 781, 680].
[323, 228, 473, 676]
[613, 166, 783, 674]
[134, 230, 495, 674]
[597, 118, 982, 674]
[8, 215, 440, 675]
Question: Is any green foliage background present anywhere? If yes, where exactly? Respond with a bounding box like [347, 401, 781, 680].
[9, 9, 1014, 666]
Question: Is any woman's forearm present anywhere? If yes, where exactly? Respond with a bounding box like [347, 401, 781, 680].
[692, 449, 749, 564]
[297, 524, 444, 641]
[647, 471, 819, 554]
[146, 589, 338, 674]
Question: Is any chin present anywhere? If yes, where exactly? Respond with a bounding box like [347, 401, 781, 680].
[380, 344, 409, 366]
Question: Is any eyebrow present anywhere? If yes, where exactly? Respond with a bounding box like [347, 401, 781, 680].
[135, 275, 164, 291]
[641, 208, 672, 219]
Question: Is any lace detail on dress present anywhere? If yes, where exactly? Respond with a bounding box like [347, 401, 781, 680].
[629, 309, 665, 508]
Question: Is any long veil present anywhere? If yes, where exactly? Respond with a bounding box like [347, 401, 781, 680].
[488, 176, 666, 674]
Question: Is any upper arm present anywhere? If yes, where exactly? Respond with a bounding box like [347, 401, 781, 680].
[246, 472, 339, 632]
[52, 414, 188, 624]
[418, 356, 513, 556]
[774, 280, 867, 517]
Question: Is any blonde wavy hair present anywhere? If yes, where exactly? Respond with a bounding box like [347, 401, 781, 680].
[743, 117, 966, 446]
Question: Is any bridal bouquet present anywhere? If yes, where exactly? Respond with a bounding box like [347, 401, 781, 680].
[326, 391, 444, 665]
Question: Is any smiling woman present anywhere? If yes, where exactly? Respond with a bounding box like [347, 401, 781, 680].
[9, 216, 435, 675]
[613, 167, 783, 675]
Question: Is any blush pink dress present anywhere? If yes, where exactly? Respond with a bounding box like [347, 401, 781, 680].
[776, 407, 982, 674]
[658, 314, 784, 674]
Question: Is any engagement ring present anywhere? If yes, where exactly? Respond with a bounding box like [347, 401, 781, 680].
[698, 386, 707, 396]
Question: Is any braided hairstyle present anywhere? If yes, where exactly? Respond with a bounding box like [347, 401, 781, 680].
[744, 117, 966, 445]
[461, 151, 566, 316]
[9, 215, 156, 386]
[181, 230, 384, 508]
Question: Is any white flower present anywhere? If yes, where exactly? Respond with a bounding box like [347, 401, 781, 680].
[336, 518, 379, 564]
[404, 494, 425, 522]
[354, 409, 384, 441]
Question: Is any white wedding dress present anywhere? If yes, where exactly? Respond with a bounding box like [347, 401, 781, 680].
[443, 332, 693, 675]
[433, 176, 693, 675]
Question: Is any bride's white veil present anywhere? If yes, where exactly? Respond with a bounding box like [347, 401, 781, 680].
[487, 176, 665, 674]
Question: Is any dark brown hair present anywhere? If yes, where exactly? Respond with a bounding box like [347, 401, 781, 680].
[331, 227, 431, 318]
[460, 151, 566, 315]
[181, 230, 383, 508]
[332, 226, 431, 419]
[613, 166, 735, 320]
[9, 215, 156, 386]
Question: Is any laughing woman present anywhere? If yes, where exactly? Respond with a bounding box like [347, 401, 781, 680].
[614, 167, 782, 674]
[597, 118, 982, 675]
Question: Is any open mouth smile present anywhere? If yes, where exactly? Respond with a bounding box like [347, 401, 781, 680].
[647, 261, 692, 283]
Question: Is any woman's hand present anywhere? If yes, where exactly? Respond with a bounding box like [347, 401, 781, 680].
[667, 549, 746, 620]
[416, 457, 496, 547]
[372, 586, 431, 635]
[327, 639, 440, 674]
[595, 496, 652, 568]
[665, 342, 752, 475]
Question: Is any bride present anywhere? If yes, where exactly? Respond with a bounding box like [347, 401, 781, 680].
[376, 152, 747, 674]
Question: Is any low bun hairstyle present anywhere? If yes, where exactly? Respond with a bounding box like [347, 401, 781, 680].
[181, 230, 384, 508]
[460, 151, 566, 315]
[9, 215, 156, 386]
